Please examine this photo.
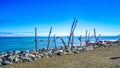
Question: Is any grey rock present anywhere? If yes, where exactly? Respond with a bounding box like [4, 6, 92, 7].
[0, 62, 1, 66]
[85, 46, 94, 51]
[13, 57, 19, 63]
[13, 50, 20, 55]
[57, 50, 64, 56]
[7, 55, 15, 62]
[0, 58, 2, 62]
[2, 61, 12, 65]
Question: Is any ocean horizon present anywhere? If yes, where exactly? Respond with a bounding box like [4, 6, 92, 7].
[0, 36, 120, 53]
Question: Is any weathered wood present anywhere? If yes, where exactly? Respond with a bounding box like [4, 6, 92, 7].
[57, 36, 67, 49]
[68, 18, 76, 47]
[87, 33, 90, 43]
[34, 27, 38, 54]
[71, 33, 74, 51]
[47, 27, 52, 50]
[68, 18, 78, 47]
[71, 20, 78, 48]
[85, 30, 88, 45]
[54, 34, 57, 49]
[79, 35, 82, 46]
[94, 28, 96, 38]
[96, 34, 101, 42]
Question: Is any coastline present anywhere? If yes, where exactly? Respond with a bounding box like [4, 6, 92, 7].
[0, 39, 120, 67]
[1, 42, 120, 68]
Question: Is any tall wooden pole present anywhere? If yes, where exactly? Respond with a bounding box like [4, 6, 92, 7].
[68, 18, 76, 47]
[71, 33, 74, 51]
[79, 35, 82, 47]
[47, 27, 52, 50]
[35, 27, 38, 54]
[85, 30, 88, 45]
[54, 34, 57, 49]
[68, 18, 78, 47]
[94, 28, 96, 39]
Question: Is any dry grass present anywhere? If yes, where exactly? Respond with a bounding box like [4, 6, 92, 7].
[1, 46, 120, 68]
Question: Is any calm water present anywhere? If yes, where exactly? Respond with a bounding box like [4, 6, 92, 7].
[0, 36, 120, 53]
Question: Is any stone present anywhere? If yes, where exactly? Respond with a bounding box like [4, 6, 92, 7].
[13, 50, 20, 55]
[0, 62, 2, 66]
[7, 55, 15, 62]
[13, 57, 19, 63]
[2, 61, 12, 65]
[57, 50, 64, 56]
[0, 58, 2, 62]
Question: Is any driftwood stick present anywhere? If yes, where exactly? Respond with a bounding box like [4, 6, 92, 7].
[96, 34, 101, 42]
[94, 28, 96, 39]
[85, 30, 88, 45]
[68, 18, 78, 47]
[88, 33, 90, 42]
[47, 27, 52, 50]
[79, 35, 82, 46]
[57, 36, 67, 49]
[71, 33, 74, 51]
[35, 27, 38, 54]
[68, 18, 76, 47]
[54, 34, 57, 49]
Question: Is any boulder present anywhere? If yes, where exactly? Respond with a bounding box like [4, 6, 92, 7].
[73, 50, 80, 54]
[13, 50, 20, 55]
[0, 62, 2, 66]
[2, 61, 12, 65]
[57, 50, 64, 56]
[0, 58, 2, 62]
[13, 57, 19, 63]
[7, 55, 15, 62]
[85, 46, 94, 51]
[65, 47, 72, 54]
[29, 54, 36, 61]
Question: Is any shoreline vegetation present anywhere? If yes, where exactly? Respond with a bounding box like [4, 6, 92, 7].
[0, 18, 120, 68]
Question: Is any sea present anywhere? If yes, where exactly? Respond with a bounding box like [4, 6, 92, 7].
[0, 36, 120, 53]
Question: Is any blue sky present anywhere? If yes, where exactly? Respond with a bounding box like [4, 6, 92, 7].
[0, 0, 120, 36]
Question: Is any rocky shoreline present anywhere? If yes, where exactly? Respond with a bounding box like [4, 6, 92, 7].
[0, 39, 120, 66]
